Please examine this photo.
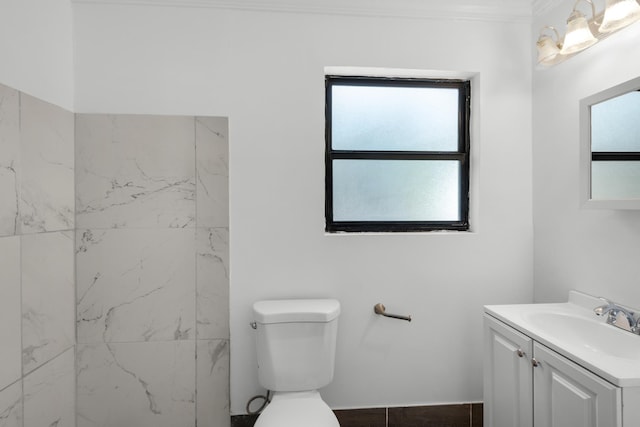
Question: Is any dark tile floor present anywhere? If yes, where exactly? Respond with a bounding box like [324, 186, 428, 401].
[230, 414, 259, 427]
[231, 403, 483, 427]
[334, 408, 386, 427]
[388, 404, 470, 427]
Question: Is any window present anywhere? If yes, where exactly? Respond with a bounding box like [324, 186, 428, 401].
[325, 76, 471, 232]
[590, 89, 640, 200]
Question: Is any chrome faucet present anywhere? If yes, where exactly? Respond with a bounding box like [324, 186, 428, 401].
[594, 298, 640, 334]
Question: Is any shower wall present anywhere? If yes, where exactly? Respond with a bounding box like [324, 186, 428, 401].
[0, 82, 230, 427]
[0, 83, 75, 427]
[74, 114, 230, 427]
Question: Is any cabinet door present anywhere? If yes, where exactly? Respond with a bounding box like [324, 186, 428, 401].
[533, 342, 621, 427]
[484, 314, 533, 427]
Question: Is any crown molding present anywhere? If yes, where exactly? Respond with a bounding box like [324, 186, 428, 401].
[532, 0, 566, 16]
[71, 0, 534, 22]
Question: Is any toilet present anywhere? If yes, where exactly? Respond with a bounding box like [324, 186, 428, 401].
[252, 298, 341, 427]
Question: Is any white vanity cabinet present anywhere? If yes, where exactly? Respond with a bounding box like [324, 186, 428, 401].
[533, 341, 620, 427]
[484, 314, 533, 427]
[484, 314, 622, 427]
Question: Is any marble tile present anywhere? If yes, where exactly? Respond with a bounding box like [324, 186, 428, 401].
[77, 341, 195, 427]
[196, 117, 229, 228]
[196, 227, 229, 339]
[0, 237, 22, 390]
[75, 114, 196, 229]
[23, 348, 75, 427]
[196, 340, 230, 427]
[21, 231, 75, 375]
[76, 228, 196, 343]
[0, 84, 20, 237]
[19, 93, 74, 233]
[0, 381, 22, 427]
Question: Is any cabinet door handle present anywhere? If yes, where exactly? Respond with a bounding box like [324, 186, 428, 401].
[532, 358, 541, 367]
[516, 348, 525, 358]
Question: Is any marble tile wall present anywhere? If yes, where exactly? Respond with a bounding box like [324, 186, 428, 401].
[0, 236, 21, 391]
[77, 342, 196, 427]
[22, 231, 75, 374]
[19, 94, 74, 233]
[75, 115, 196, 229]
[75, 114, 230, 427]
[76, 228, 196, 344]
[0, 83, 76, 427]
[0, 83, 230, 427]
[0, 85, 19, 237]
[23, 348, 75, 427]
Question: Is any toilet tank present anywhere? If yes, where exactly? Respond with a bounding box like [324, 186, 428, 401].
[253, 299, 340, 392]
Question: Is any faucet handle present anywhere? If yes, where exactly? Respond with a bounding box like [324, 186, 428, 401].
[594, 298, 614, 315]
[594, 298, 640, 334]
[610, 309, 636, 332]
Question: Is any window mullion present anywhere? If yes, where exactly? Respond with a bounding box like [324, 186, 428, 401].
[331, 151, 466, 161]
[592, 152, 640, 161]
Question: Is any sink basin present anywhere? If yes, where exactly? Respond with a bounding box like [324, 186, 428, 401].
[523, 311, 640, 360]
[485, 291, 640, 387]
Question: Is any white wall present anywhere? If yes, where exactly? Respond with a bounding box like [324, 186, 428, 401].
[73, 4, 534, 413]
[0, 0, 74, 110]
[533, 3, 640, 305]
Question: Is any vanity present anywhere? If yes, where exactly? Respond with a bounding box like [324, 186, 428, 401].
[484, 291, 640, 427]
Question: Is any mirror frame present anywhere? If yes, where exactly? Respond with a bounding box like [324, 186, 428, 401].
[580, 76, 640, 209]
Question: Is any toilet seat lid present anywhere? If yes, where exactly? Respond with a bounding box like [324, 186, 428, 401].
[254, 392, 340, 427]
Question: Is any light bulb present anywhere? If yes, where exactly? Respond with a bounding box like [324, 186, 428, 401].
[600, 0, 640, 33]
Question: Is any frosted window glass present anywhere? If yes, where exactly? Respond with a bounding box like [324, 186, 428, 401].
[592, 91, 640, 152]
[592, 161, 640, 199]
[332, 160, 460, 221]
[331, 85, 459, 151]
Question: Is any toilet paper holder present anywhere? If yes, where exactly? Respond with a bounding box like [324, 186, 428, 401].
[374, 303, 412, 322]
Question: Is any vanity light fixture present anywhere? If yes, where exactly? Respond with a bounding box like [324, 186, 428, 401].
[599, 0, 640, 32]
[537, 0, 640, 67]
[537, 26, 562, 65]
[560, 0, 598, 55]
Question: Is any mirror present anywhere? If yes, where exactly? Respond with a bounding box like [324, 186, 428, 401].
[580, 76, 640, 209]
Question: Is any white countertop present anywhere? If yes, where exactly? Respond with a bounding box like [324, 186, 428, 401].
[485, 291, 640, 388]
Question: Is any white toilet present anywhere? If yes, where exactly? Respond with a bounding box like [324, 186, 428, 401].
[252, 298, 341, 427]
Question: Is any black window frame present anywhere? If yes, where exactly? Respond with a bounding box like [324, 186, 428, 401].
[325, 75, 471, 233]
[591, 152, 640, 161]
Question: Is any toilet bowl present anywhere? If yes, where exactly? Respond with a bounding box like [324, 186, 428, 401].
[254, 391, 339, 427]
[252, 299, 341, 427]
